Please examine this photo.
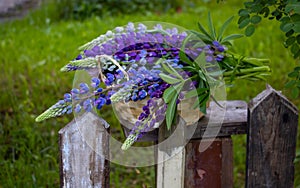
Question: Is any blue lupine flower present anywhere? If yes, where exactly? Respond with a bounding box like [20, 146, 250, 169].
[126, 22, 135, 32]
[138, 90, 147, 100]
[64, 93, 72, 102]
[206, 56, 214, 62]
[216, 54, 224, 62]
[79, 83, 90, 94]
[75, 54, 83, 60]
[91, 77, 101, 88]
[96, 97, 106, 109]
[74, 104, 81, 113]
[217, 46, 225, 52]
[131, 93, 138, 101]
[66, 105, 72, 114]
[83, 99, 93, 112]
[71, 88, 79, 94]
[212, 40, 220, 47]
[105, 73, 115, 86]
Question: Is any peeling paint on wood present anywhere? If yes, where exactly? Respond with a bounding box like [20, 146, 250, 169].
[59, 112, 110, 188]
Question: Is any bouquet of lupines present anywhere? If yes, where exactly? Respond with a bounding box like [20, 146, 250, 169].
[36, 15, 271, 150]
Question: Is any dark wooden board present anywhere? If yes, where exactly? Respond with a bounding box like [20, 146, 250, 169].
[246, 85, 298, 188]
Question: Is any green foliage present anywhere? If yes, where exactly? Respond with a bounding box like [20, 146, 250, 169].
[285, 66, 300, 98]
[196, 13, 244, 45]
[53, 0, 184, 20]
[237, 0, 300, 96]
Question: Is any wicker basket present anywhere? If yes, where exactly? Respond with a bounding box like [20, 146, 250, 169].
[113, 96, 205, 141]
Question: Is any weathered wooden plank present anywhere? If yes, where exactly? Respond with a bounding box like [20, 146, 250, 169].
[59, 112, 110, 188]
[188, 100, 247, 139]
[156, 117, 186, 188]
[122, 100, 247, 142]
[156, 146, 185, 188]
[184, 137, 233, 188]
[221, 137, 233, 187]
[246, 85, 298, 188]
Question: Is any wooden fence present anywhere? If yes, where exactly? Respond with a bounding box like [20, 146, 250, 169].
[58, 85, 298, 188]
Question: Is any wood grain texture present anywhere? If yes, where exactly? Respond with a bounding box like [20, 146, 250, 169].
[59, 112, 110, 188]
[190, 100, 248, 139]
[184, 137, 233, 188]
[246, 85, 298, 188]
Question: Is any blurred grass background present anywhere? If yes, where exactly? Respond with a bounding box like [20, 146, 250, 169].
[0, 0, 299, 187]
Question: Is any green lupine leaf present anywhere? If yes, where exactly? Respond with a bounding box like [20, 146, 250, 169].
[218, 16, 234, 41]
[198, 70, 207, 82]
[189, 30, 211, 43]
[165, 93, 179, 130]
[159, 73, 181, 84]
[207, 12, 217, 40]
[179, 36, 195, 66]
[163, 82, 184, 103]
[161, 62, 183, 80]
[222, 34, 244, 43]
[185, 88, 209, 99]
[192, 92, 209, 109]
[197, 22, 213, 41]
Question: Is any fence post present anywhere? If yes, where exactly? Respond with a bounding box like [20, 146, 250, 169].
[59, 112, 110, 188]
[246, 85, 298, 187]
[156, 100, 248, 188]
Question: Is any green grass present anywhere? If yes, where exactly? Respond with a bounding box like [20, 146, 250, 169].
[0, 0, 299, 187]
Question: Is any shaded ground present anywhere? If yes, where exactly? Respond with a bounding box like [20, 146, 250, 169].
[0, 0, 41, 22]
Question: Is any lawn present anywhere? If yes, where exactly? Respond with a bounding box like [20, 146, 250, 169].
[0, 0, 299, 187]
